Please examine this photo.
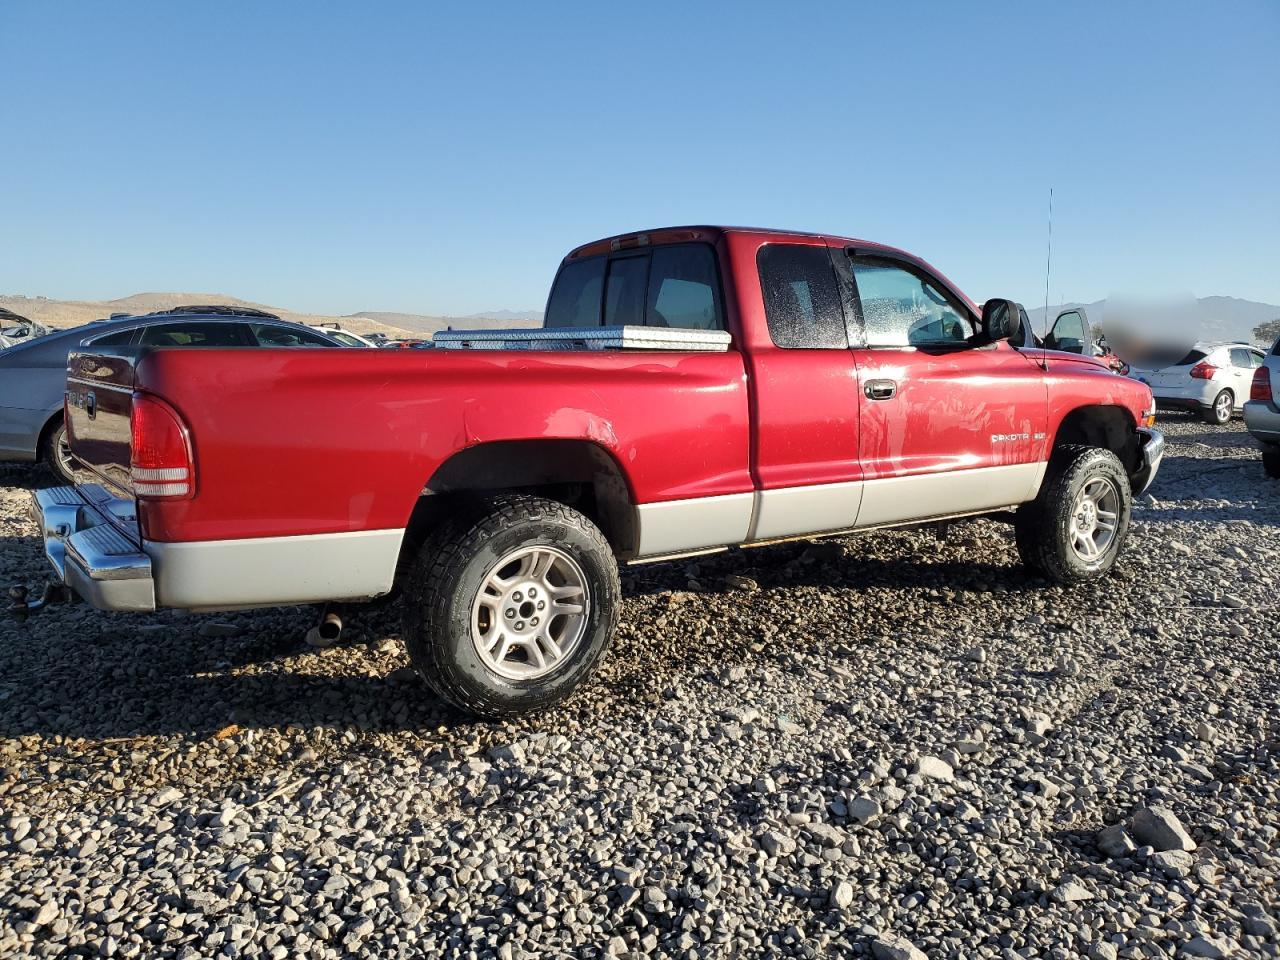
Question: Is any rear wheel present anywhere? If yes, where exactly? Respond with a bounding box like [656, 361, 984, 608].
[1203, 390, 1233, 425]
[401, 494, 620, 717]
[1014, 446, 1132, 584]
[1263, 445, 1280, 479]
[40, 418, 76, 484]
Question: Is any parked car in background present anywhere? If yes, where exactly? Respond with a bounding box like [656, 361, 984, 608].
[1130, 342, 1266, 425]
[309, 323, 379, 348]
[0, 305, 344, 483]
[0, 308, 52, 349]
[1244, 334, 1280, 478]
[32, 225, 1162, 717]
[1008, 306, 1128, 374]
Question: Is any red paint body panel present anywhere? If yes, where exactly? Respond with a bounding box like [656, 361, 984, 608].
[133, 348, 751, 542]
[69, 225, 1156, 549]
[852, 344, 1048, 478]
[726, 232, 864, 490]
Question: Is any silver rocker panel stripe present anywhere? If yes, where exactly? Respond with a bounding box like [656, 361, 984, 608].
[633, 462, 1047, 558]
[854, 462, 1046, 528]
[146, 528, 403, 610]
[634, 492, 754, 557]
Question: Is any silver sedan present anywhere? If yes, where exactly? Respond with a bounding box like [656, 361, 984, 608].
[0, 306, 345, 483]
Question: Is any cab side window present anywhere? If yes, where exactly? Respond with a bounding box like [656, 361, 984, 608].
[850, 258, 972, 347]
[756, 244, 847, 348]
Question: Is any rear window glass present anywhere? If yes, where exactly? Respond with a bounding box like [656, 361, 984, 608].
[646, 244, 721, 330]
[757, 244, 847, 349]
[545, 244, 724, 331]
[545, 257, 606, 328]
[1175, 349, 1208, 366]
[603, 255, 648, 327]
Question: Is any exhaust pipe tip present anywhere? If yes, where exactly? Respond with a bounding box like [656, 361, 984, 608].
[305, 611, 343, 648]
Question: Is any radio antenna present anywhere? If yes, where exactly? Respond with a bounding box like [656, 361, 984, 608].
[1041, 187, 1053, 369]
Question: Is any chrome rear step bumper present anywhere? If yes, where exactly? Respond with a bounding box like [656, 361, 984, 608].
[28, 486, 155, 612]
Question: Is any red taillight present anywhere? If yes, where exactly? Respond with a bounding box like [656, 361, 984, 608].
[1189, 361, 1217, 380]
[130, 393, 194, 498]
[1253, 366, 1274, 402]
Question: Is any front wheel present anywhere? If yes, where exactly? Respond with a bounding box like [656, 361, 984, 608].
[1203, 390, 1233, 425]
[401, 494, 620, 717]
[1014, 446, 1132, 584]
[41, 418, 76, 484]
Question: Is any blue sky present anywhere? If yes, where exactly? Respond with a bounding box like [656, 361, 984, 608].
[2, 1, 1277, 316]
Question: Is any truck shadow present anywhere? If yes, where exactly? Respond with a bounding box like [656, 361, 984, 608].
[0, 547, 1038, 746]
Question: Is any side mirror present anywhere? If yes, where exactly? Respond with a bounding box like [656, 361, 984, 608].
[979, 299, 1021, 344]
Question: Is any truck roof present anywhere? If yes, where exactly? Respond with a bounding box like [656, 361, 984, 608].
[565, 226, 976, 314]
[565, 225, 906, 262]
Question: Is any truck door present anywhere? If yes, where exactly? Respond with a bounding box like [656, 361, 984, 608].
[738, 240, 864, 540]
[841, 249, 1048, 527]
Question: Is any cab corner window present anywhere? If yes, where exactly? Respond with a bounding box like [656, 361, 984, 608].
[851, 259, 972, 348]
[757, 244, 847, 349]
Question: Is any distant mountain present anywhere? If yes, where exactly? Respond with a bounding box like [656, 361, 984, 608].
[347, 309, 542, 336]
[1026, 296, 1280, 346]
[0, 292, 543, 340]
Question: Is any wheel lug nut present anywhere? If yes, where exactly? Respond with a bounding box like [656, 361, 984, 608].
[515, 621, 525, 630]
[505, 609, 515, 618]
[528, 587, 537, 597]
[537, 601, 545, 610]
[530, 617, 539, 626]
[512, 591, 522, 602]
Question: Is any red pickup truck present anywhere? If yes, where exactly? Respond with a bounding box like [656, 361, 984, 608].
[29, 226, 1163, 716]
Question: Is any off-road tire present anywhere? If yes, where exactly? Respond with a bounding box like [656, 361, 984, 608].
[401, 493, 620, 718]
[1013, 445, 1132, 584]
[1203, 390, 1233, 425]
[41, 418, 75, 484]
[1263, 445, 1280, 479]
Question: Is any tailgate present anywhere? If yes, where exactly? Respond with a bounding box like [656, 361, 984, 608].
[66, 348, 139, 498]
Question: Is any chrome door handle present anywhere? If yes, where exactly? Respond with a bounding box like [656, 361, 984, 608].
[864, 379, 897, 400]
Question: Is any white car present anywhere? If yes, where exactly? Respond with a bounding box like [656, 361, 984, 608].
[1131, 341, 1266, 425]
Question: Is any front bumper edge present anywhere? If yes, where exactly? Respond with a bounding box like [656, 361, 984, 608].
[28, 486, 156, 612]
[1131, 427, 1165, 496]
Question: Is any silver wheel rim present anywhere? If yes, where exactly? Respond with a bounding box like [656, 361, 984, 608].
[56, 430, 74, 477]
[470, 545, 589, 681]
[1069, 477, 1120, 564]
[1216, 392, 1231, 420]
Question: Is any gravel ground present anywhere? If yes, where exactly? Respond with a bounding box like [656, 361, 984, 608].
[1, 415, 1277, 959]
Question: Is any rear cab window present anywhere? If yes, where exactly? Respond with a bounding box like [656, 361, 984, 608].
[545, 243, 725, 332]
